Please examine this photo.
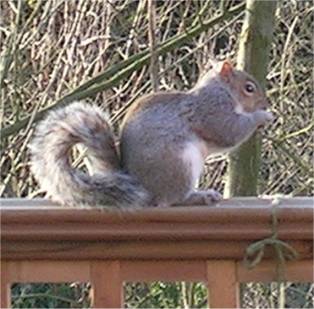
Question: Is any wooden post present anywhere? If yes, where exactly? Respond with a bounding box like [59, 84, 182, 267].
[237, 260, 314, 283]
[207, 260, 239, 308]
[1, 262, 11, 308]
[90, 261, 122, 308]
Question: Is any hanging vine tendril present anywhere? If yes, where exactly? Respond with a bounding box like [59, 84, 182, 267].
[243, 198, 299, 281]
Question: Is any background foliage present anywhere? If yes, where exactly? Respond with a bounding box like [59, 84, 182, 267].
[1, 0, 313, 308]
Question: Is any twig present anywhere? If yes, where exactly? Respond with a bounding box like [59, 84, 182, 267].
[148, 0, 159, 92]
[1, 2, 245, 139]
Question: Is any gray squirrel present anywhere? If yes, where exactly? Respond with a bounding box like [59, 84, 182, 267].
[30, 61, 273, 207]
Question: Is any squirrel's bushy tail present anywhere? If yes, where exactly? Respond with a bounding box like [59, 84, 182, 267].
[30, 102, 150, 207]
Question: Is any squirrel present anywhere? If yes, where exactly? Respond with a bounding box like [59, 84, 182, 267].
[30, 60, 273, 207]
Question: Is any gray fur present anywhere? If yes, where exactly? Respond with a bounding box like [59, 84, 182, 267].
[121, 75, 271, 205]
[187, 79, 258, 147]
[30, 102, 150, 207]
[30, 66, 272, 207]
[121, 93, 194, 205]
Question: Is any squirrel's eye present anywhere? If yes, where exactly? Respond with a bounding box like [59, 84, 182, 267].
[244, 82, 256, 94]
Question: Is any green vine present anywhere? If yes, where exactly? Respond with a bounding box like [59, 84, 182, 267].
[243, 198, 299, 282]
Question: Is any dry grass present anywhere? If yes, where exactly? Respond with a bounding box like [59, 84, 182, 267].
[1, 0, 312, 199]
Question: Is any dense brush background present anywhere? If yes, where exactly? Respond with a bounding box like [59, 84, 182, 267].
[1, 0, 313, 308]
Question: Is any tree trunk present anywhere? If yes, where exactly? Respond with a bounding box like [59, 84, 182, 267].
[224, 0, 277, 197]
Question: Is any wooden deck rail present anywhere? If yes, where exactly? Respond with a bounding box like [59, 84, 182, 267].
[1, 197, 313, 308]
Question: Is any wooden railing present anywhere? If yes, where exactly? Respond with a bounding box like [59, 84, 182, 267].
[1, 197, 313, 308]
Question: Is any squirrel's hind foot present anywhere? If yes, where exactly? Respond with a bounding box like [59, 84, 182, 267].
[179, 189, 222, 206]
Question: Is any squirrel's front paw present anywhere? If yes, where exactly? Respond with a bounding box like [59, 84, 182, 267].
[253, 110, 274, 126]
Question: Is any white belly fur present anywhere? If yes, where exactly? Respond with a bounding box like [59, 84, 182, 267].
[182, 141, 205, 187]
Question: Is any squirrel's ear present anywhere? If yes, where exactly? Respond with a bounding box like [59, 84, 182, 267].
[219, 60, 234, 79]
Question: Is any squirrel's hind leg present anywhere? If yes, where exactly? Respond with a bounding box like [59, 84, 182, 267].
[176, 189, 222, 206]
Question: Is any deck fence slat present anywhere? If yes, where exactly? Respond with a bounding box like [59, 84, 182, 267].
[1, 197, 313, 308]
